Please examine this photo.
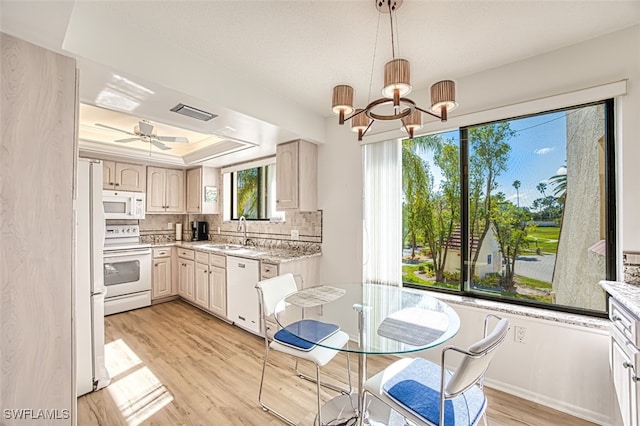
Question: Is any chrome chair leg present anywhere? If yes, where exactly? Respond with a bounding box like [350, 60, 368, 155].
[316, 364, 322, 426]
[295, 352, 353, 395]
[258, 345, 297, 426]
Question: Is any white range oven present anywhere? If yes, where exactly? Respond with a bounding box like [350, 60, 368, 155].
[103, 225, 151, 316]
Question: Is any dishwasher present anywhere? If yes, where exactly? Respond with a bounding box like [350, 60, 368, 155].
[226, 256, 261, 335]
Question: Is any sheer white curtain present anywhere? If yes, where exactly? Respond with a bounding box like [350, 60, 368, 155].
[362, 139, 403, 287]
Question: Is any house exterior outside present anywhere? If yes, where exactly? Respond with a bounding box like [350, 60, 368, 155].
[444, 226, 503, 278]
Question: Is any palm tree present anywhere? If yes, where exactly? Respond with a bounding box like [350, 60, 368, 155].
[549, 165, 567, 200]
[536, 181, 548, 197]
[512, 180, 521, 207]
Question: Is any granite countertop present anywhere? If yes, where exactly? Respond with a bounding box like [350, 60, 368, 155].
[600, 280, 640, 318]
[154, 241, 321, 264]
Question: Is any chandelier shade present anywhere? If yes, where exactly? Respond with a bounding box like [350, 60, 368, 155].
[430, 80, 458, 119]
[332, 85, 355, 123]
[382, 59, 412, 99]
[331, 0, 458, 141]
[402, 109, 423, 139]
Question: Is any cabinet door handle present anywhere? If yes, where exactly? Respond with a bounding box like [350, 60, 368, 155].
[612, 315, 622, 322]
[109, 182, 114, 185]
[115, 183, 120, 186]
[624, 361, 634, 369]
[238, 263, 246, 269]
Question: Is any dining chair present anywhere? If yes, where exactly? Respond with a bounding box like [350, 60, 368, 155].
[361, 314, 510, 426]
[256, 273, 352, 426]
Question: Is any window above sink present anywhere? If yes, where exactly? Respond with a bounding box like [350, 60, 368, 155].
[222, 157, 285, 222]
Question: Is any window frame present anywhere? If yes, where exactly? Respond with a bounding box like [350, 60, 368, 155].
[222, 157, 279, 222]
[402, 99, 616, 318]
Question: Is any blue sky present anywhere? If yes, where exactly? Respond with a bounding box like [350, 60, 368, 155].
[420, 111, 568, 209]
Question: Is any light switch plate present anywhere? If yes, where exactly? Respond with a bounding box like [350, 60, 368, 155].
[290, 230, 299, 240]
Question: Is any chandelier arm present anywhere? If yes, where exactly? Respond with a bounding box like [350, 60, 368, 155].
[359, 119, 375, 141]
[415, 105, 445, 121]
[343, 108, 366, 123]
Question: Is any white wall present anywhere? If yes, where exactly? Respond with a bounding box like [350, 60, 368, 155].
[318, 24, 640, 423]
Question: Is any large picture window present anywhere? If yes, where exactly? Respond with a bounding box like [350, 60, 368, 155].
[401, 100, 615, 315]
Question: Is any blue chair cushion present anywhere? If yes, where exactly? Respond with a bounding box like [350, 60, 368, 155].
[382, 358, 487, 426]
[274, 319, 340, 351]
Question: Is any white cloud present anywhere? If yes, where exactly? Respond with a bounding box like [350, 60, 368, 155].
[534, 147, 556, 155]
[556, 166, 567, 175]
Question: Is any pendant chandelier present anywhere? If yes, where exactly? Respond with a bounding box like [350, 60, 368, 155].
[331, 0, 458, 141]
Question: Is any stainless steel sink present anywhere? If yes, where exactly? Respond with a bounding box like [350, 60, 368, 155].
[208, 244, 242, 250]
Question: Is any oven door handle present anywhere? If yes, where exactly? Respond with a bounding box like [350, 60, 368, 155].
[104, 249, 152, 258]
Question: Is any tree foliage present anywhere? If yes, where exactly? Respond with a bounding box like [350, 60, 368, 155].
[468, 122, 515, 281]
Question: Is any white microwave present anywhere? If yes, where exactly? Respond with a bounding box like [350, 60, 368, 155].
[103, 190, 146, 220]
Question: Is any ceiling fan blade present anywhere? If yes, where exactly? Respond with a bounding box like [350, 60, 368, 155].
[150, 139, 171, 151]
[138, 121, 154, 136]
[156, 136, 189, 143]
[115, 137, 139, 143]
[95, 123, 136, 135]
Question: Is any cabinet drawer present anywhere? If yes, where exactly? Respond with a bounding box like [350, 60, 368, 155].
[153, 247, 171, 258]
[610, 298, 640, 348]
[261, 262, 278, 279]
[195, 251, 209, 264]
[210, 254, 226, 268]
[177, 248, 195, 260]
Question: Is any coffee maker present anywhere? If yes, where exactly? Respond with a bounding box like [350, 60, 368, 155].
[192, 221, 208, 241]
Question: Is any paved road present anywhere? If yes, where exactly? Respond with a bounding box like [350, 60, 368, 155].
[514, 254, 556, 283]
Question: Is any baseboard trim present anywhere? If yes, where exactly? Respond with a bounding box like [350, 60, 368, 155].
[483, 377, 613, 426]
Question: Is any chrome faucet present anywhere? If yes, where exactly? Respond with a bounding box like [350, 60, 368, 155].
[237, 216, 247, 246]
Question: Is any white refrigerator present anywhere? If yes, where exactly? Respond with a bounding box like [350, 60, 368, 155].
[76, 159, 110, 396]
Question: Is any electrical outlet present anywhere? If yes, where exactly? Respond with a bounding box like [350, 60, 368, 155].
[217, 226, 221, 235]
[290, 229, 299, 240]
[514, 326, 527, 344]
[168, 222, 174, 230]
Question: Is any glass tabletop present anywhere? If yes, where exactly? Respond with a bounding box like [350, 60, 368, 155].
[273, 283, 460, 355]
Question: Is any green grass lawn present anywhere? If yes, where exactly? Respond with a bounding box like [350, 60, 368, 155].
[515, 274, 552, 289]
[523, 226, 560, 254]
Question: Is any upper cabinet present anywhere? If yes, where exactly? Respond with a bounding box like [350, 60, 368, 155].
[186, 166, 220, 214]
[276, 139, 317, 211]
[103, 161, 146, 192]
[146, 167, 185, 213]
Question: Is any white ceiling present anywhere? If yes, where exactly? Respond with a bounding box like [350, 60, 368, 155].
[2, 0, 639, 167]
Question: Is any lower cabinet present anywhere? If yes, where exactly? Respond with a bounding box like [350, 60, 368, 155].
[194, 261, 210, 308]
[177, 249, 195, 302]
[610, 297, 640, 426]
[208, 257, 227, 317]
[152, 247, 173, 300]
[260, 257, 319, 288]
[192, 251, 226, 317]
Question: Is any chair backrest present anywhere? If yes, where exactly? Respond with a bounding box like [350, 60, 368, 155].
[444, 317, 510, 397]
[256, 273, 298, 318]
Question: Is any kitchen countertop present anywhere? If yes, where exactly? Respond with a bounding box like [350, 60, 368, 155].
[600, 280, 640, 317]
[153, 241, 321, 264]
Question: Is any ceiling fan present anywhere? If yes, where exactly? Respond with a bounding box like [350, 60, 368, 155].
[95, 120, 189, 151]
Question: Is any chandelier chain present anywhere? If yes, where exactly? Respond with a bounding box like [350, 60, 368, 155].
[388, 1, 396, 59]
[368, 10, 382, 105]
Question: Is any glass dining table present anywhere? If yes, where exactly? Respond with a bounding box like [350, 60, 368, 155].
[274, 282, 461, 425]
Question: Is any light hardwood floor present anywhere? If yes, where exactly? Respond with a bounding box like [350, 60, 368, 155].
[78, 300, 596, 425]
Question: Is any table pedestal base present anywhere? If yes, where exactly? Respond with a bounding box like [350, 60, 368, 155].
[314, 393, 410, 426]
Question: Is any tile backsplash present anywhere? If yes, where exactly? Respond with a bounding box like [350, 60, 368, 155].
[136, 211, 322, 253]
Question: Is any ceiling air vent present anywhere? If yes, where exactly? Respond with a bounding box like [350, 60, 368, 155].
[170, 103, 217, 121]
